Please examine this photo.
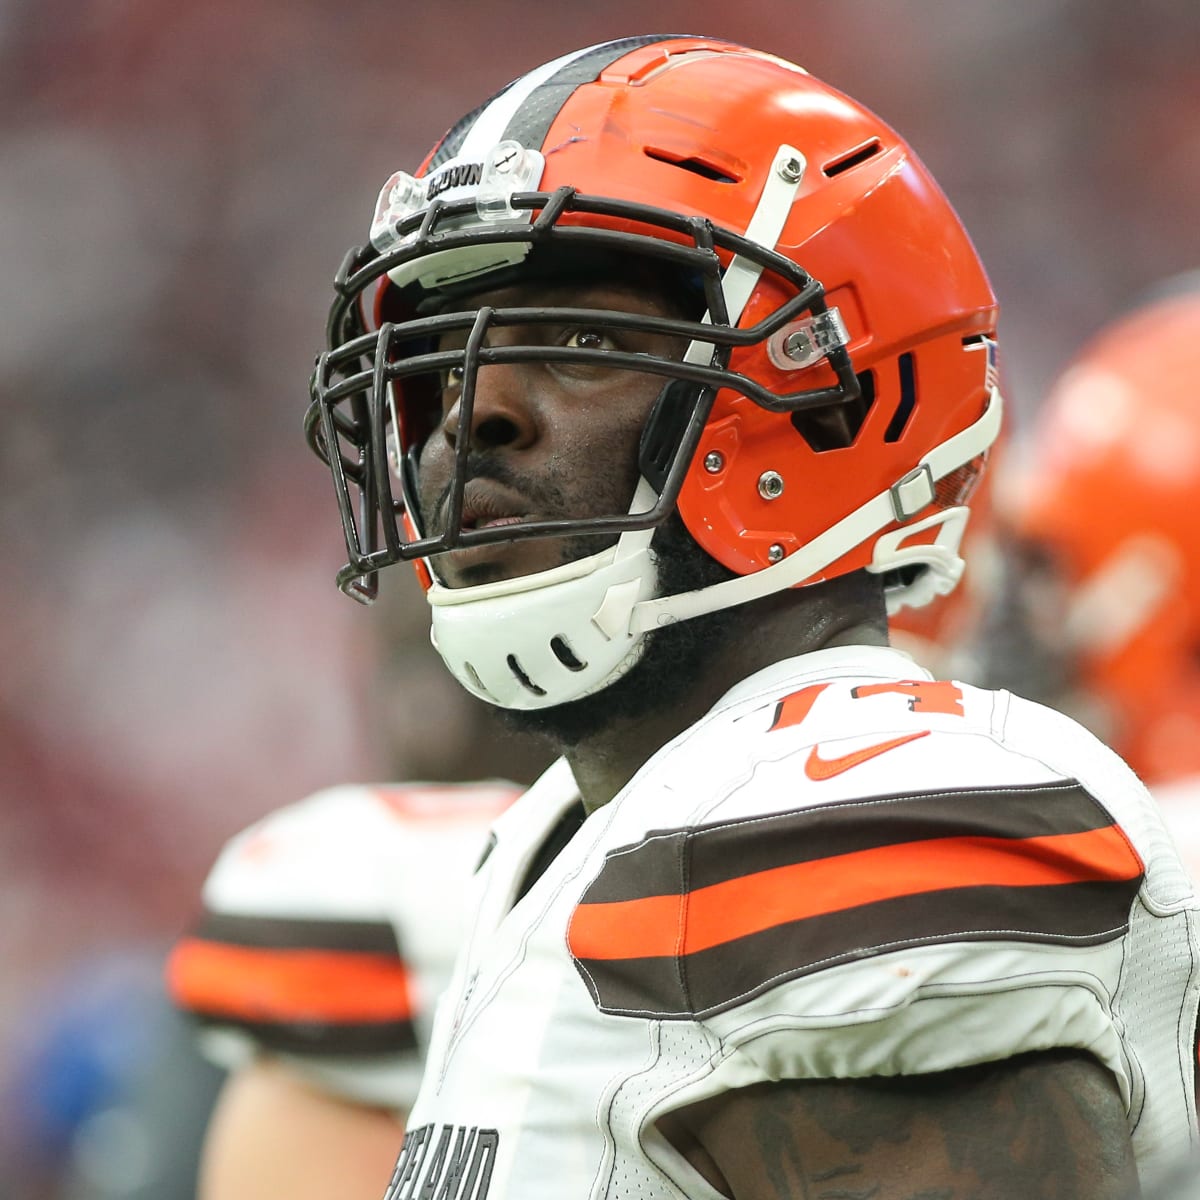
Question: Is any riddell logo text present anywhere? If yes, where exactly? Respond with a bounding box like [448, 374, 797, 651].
[426, 163, 483, 200]
[383, 1123, 498, 1200]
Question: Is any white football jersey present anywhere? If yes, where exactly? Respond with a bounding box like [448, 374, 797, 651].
[167, 780, 521, 1110]
[1151, 776, 1200, 887]
[392, 645, 1200, 1198]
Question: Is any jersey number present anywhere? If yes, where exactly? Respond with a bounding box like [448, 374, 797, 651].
[770, 679, 965, 733]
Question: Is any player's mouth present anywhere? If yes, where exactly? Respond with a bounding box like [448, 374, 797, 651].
[452, 480, 531, 536]
[427, 479, 553, 586]
[460, 512, 526, 532]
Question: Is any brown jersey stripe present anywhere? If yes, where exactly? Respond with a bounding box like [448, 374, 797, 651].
[193, 910, 401, 955]
[574, 878, 1142, 1019]
[579, 781, 1119, 905]
[188, 1011, 418, 1057]
[166, 937, 415, 1024]
[569, 824, 1142, 960]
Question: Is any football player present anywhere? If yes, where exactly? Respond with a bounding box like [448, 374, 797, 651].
[167, 780, 521, 1199]
[978, 280, 1200, 875]
[306, 36, 1200, 1197]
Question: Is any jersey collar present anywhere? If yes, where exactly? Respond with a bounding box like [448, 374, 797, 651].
[713, 643, 928, 715]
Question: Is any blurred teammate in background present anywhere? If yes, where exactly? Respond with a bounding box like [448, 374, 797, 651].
[980, 276, 1200, 874]
[165, 778, 522, 1199]
[157, 504, 548, 1200]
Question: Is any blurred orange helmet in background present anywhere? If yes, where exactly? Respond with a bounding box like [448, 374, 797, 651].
[995, 277, 1200, 783]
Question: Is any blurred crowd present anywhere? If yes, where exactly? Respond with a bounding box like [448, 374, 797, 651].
[1, 0, 1198, 1195]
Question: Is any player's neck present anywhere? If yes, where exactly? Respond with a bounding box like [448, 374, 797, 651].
[566, 606, 887, 812]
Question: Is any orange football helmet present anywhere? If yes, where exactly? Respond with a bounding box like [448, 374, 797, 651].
[999, 284, 1200, 783]
[307, 36, 1001, 709]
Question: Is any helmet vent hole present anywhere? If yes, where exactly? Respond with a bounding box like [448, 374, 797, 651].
[550, 637, 588, 672]
[464, 662, 495, 699]
[883, 352, 917, 443]
[822, 139, 882, 178]
[790, 370, 875, 452]
[643, 147, 741, 185]
[506, 654, 547, 697]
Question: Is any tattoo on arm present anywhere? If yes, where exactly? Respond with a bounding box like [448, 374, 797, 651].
[676, 1050, 1138, 1200]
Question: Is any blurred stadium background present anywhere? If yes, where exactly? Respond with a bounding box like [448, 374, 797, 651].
[1, 0, 1197, 1194]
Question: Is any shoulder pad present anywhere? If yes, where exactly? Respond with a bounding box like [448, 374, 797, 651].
[167, 781, 521, 1062]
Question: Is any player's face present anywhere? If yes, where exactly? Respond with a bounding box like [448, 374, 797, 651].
[415, 280, 689, 588]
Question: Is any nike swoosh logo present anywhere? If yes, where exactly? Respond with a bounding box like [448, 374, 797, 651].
[804, 730, 930, 781]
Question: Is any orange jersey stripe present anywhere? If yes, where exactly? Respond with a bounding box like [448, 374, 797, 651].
[569, 824, 1142, 961]
[166, 937, 415, 1024]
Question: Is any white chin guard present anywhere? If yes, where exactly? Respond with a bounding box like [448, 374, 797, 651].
[427, 538, 660, 711]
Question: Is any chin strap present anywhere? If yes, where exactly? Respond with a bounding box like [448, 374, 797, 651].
[630, 383, 1003, 632]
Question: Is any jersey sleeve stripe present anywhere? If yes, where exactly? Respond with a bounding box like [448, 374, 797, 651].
[569, 825, 1141, 960]
[579, 781, 1125, 902]
[189, 1011, 419, 1057]
[574, 878, 1141, 1019]
[166, 937, 415, 1024]
[192, 910, 401, 955]
[567, 782, 1145, 1018]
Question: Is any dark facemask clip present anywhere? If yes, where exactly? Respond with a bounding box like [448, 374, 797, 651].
[638, 379, 707, 493]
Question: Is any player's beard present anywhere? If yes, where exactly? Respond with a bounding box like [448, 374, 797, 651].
[495, 513, 741, 748]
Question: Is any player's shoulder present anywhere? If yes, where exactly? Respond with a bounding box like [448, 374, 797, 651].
[642, 647, 1037, 817]
[770, 675, 1147, 882]
[200, 779, 522, 918]
[578, 650, 1194, 1010]
[570, 654, 1177, 1023]
[166, 780, 523, 1102]
[656, 646, 1156, 823]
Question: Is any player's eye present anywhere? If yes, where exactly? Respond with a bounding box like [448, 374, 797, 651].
[564, 328, 615, 352]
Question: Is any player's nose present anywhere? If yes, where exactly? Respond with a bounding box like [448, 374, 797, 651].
[442, 359, 538, 453]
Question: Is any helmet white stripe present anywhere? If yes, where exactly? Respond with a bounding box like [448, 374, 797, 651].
[615, 144, 807, 557]
[456, 45, 602, 163]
